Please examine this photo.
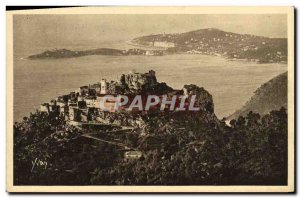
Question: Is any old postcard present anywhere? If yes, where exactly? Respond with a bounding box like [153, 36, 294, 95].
[6, 6, 294, 193]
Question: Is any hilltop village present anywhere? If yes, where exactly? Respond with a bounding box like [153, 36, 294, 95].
[41, 70, 157, 126]
[39, 70, 212, 129]
[35, 70, 216, 161]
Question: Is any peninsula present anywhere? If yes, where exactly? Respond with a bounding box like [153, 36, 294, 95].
[28, 48, 163, 59]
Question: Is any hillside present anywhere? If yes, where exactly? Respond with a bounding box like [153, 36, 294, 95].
[13, 70, 288, 185]
[132, 28, 287, 63]
[228, 72, 287, 120]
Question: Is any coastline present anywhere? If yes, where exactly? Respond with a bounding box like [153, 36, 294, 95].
[126, 40, 288, 65]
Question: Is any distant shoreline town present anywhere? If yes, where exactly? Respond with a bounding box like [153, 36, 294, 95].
[27, 28, 287, 64]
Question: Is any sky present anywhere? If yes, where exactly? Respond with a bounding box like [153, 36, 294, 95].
[13, 14, 287, 52]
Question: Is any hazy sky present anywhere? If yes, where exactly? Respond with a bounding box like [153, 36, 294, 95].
[14, 14, 287, 52]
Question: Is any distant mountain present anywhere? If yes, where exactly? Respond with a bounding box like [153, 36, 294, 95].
[132, 28, 287, 63]
[227, 72, 287, 120]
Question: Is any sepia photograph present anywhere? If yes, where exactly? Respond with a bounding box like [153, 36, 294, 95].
[6, 6, 294, 193]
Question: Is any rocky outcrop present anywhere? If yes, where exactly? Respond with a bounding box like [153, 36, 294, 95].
[108, 70, 173, 95]
[94, 78, 219, 134]
[183, 84, 214, 113]
[120, 70, 157, 92]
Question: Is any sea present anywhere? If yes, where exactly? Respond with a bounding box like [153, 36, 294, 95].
[13, 41, 287, 121]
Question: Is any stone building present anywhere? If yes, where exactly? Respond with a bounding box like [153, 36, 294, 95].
[89, 83, 101, 95]
[69, 107, 81, 121]
[77, 86, 89, 96]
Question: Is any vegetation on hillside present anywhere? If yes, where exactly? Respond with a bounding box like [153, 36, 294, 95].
[14, 107, 287, 185]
